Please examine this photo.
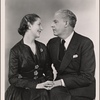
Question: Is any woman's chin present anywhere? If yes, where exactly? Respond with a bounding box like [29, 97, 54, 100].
[36, 35, 40, 38]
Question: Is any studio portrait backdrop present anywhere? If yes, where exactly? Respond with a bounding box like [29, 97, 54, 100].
[5, 0, 99, 100]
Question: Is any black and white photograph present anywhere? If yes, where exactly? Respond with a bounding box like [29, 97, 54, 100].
[1, 0, 99, 100]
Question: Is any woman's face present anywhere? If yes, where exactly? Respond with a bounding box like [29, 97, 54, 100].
[29, 18, 43, 39]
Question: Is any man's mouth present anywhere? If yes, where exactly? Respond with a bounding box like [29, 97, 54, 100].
[38, 30, 41, 33]
[52, 29, 56, 32]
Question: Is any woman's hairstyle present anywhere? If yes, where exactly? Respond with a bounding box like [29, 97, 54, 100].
[56, 9, 77, 28]
[18, 14, 40, 36]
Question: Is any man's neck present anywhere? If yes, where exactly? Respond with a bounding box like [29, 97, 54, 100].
[60, 28, 74, 40]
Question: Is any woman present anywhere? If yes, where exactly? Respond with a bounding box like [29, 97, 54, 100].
[5, 13, 53, 100]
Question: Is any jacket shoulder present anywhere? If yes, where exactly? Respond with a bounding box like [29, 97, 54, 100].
[75, 32, 94, 45]
[75, 33, 94, 46]
[47, 37, 60, 45]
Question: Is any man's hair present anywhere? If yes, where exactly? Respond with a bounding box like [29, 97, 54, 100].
[56, 9, 77, 28]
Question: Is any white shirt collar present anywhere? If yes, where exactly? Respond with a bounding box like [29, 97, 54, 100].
[65, 31, 74, 42]
[63, 31, 74, 49]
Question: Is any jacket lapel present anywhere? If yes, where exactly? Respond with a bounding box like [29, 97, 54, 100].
[56, 38, 61, 61]
[59, 32, 80, 74]
[50, 37, 61, 62]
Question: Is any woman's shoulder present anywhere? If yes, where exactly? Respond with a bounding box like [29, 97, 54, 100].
[35, 40, 47, 53]
[35, 40, 46, 47]
[10, 40, 22, 52]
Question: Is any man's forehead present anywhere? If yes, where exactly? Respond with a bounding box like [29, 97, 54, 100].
[55, 13, 62, 17]
[54, 13, 62, 20]
[54, 12, 69, 22]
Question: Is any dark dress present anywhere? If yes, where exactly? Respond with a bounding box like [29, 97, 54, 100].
[5, 39, 53, 100]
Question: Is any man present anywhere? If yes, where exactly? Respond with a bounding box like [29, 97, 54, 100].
[47, 9, 95, 100]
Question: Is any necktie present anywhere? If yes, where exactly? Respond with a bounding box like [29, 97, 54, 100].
[59, 39, 65, 61]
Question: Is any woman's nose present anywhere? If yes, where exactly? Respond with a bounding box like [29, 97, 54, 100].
[40, 26, 43, 31]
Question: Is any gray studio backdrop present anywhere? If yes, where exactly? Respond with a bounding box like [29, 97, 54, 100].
[5, 0, 98, 97]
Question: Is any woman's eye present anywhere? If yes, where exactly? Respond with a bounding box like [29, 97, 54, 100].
[38, 23, 41, 26]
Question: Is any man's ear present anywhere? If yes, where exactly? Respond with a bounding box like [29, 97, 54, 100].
[27, 22, 31, 30]
[64, 21, 69, 28]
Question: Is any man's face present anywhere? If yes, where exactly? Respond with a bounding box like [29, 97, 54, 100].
[51, 13, 66, 37]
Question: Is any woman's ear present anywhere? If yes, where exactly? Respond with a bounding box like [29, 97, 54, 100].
[27, 22, 31, 30]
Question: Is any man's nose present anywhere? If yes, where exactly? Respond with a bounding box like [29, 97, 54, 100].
[51, 22, 54, 28]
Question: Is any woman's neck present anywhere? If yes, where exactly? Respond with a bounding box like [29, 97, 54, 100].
[23, 32, 37, 55]
[23, 32, 35, 46]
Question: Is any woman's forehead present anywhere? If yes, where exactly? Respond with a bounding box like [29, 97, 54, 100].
[34, 18, 41, 23]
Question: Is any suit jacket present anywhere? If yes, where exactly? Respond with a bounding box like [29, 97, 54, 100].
[8, 39, 53, 89]
[47, 32, 95, 99]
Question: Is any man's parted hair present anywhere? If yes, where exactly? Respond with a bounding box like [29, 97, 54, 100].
[56, 9, 77, 28]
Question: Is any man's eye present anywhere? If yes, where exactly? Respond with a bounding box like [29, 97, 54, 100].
[54, 20, 58, 23]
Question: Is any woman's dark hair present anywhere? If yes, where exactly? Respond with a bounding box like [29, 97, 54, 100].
[18, 14, 40, 36]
